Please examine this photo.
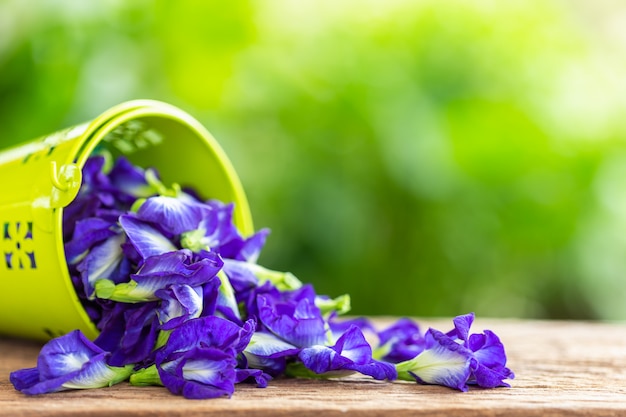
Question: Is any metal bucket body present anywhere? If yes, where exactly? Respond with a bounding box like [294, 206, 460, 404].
[0, 100, 253, 341]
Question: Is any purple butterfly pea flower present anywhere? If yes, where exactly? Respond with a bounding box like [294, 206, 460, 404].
[446, 313, 515, 388]
[178, 202, 241, 254]
[62, 156, 114, 240]
[94, 249, 223, 303]
[64, 218, 118, 264]
[76, 232, 129, 299]
[119, 214, 177, 261]
[10, 330, 132, 395]
[375, 318, 426, 363]
[234, 368, 272, 387]
[94, 302, 160, 367]
[221, 259, 261, 295]
[159, 347, 238, 399]
[80, 154, 113, 194]
[154, 316, 261, 399]
[106, 156, 156, 202]
[298, 326, 397, 381]
[217, 227, 270, 262]
[397, 327, 474, 391]
[156, 284, 204, 330]
[243, 331, 301, 376]
[221, 258, 303, 307]
[257, 284, 327, 347]
[395, 313, 514, 391]
[136, 195, 207, 235]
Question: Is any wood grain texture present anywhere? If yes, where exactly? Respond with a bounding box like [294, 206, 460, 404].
[1, 318, 625, 417]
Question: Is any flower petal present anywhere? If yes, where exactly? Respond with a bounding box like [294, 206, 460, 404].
[156, 284, 204, 330]
[333, 326, 372, 365]
[9, 368, 40, 392]
[468, 330, 506, 369]
[64, 218, 117, 264]
[257, 291, 326, 348]
[77, 233, 126, 298]
[245, 332, 300, 358]
[470, 357, 514, 388]
[376, 318, 425, 363]
[107, 156, 154, 199]
[448, 312, 475, 343]
[62, 361, 132, 390]
[297, 326, 397, 381]
[11, 330, 132, 395]
[402, 329, 473, 392]
[158, 347, 237, 399]
[119, 214, 177, 260]
[235, 368, 272, 387]
[37, 331, 104, 379]
[219, 228, 270, 262]
[298, 345, 342, 375]
[137, 196, 205, 235]
[94, 302, 160, 366]
[158, 316, 251, 358]
[97, 250, 223, 302]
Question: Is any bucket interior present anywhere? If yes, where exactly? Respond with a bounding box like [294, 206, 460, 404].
[72, 108, 253, 236]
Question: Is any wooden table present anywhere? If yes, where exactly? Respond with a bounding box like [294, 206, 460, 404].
[1, 318, 625, 416]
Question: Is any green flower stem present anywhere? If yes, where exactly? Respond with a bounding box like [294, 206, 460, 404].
[130, 197, 146, 213]
[154, 330, 171, 351]
[145, 169, 180, 197]
[285, 362, 354, 380]
[62, 364, 134, 390]
[180, 228, 207, 252]
[129, 365, 163, 387]
[253, 264, 302, 291]
[94, 279, 156, 303]
[394, 355, 426, 381]
[372, 342, 392, 361]
[107, 365, 135, 386]
[316, 294, 351, 316]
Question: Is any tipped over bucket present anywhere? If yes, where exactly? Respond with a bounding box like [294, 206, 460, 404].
[0, 100, 253, 341]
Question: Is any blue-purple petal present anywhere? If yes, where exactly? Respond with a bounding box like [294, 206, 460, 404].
[158, 316, 251, 358]
[76, 232, 126, 298]
[406, 329, 473, 392]
[10, 330, 131, 395]
[219, 228, 270, 262]
[38, 331, 105, 379]
[257, 293, 326, 348]
[64, 218, 117, 264]
[137, 196, 205, 235]
[298, 327, 397, 381]
[448, 312, 475, 343]
[156, 284, 204, 330]
[107, 156, 154, 199]
[130, 250, 223, 296]
[470, 357, 514, 388]
[377, 318, 425, 363]
[9, 368, 40, 392]
[235, 368, 272, 387]
[119, 214, 177, 260]
[332, 326, 373, 365]
[158, 347, 236, 399]
[95, 302, 160, 366]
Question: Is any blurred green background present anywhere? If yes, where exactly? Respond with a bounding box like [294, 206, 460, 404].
[2, 0, 626, 320]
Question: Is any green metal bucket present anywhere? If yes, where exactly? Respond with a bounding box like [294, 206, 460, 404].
[0, 100, 253, 341]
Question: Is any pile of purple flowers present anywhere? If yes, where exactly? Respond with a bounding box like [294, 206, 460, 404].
[10, 155, 514, 399]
